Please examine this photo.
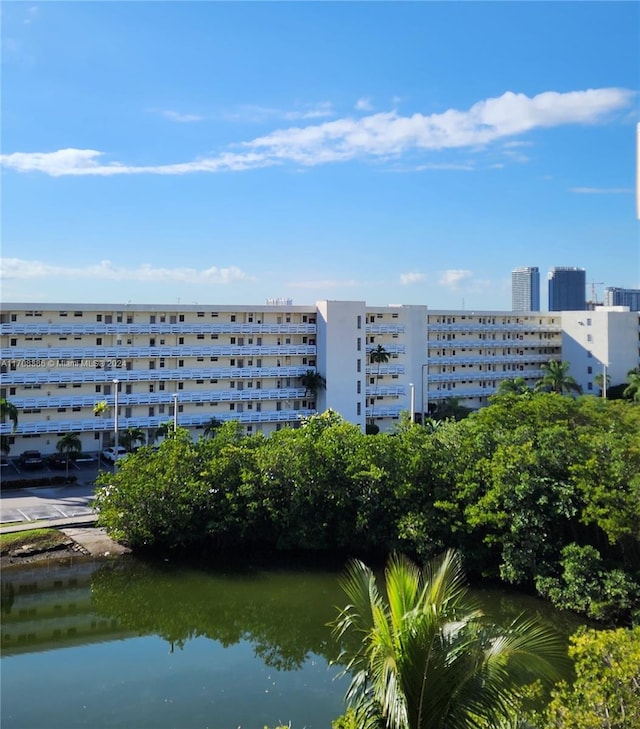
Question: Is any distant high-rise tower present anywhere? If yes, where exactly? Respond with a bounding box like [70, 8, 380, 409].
[547, 267, 586, 311]
[605, 287, 640, 311]
[511, 266, 540, 311]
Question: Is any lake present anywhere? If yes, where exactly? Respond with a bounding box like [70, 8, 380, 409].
[1, 555, 585, 729]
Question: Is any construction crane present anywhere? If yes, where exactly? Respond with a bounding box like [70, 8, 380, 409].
[589, 281, 604, 305]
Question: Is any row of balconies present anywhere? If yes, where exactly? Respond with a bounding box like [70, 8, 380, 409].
[0, 323, 317, 336]
[11, 384, 409, 411]
[4, 345, 318, 360]
[4, 409, 320, 435]
[0, 366, 312, 385]
[427, 323, 560, 333]
[429, 340, 560, 351]
[10, 387, 310, 409]
[424, 354, 551, 367]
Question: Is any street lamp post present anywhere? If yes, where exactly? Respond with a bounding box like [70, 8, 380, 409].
[409, 382, 415, 423]
[173, 393, 178, 432]
[113, 379, 119, 467]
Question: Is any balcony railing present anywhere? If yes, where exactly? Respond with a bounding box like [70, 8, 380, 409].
[1, 323, 317, 336]
[0, 366, 312, 385]
[11, 388, 309, 410]
[5, 344, 317, 360]
[0, 409, 317, 435]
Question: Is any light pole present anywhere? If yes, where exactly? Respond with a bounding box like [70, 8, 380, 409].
[173, 393, 178, 432]
[603, 362, 608, 399]
[113, 379, 119, 467]
[409, 382, 415, 423]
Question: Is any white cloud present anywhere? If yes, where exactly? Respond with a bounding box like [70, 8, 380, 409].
[569, 187, 633, 194]
[0, 258, 255, 284]
[1, 87, 633, 176]
[400, 272, 426, 285]
[438, 269, 473, 288]
[160, 110, 203, 123]
[355, 97, 373, 111]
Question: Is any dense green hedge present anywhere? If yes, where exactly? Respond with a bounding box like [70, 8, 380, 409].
[1, 475, 77, 489]
[94, 396, 640, 625]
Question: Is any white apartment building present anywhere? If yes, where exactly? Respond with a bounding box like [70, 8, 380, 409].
[1, 301, 637, 456]
[561, 306, 640, 394]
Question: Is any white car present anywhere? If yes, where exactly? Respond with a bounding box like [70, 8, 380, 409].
[101, 446, 127, 463]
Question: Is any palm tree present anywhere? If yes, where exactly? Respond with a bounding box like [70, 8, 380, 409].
[0, 398, 18, 432]
[119, 427, 145, 452]
[1, 435, 11, 457]
[300, 369, 326, 407]
[593, 371, 611, 397]
[535, 360, 582, 396]
[331, 550, 564, 729]
[203, 417, 223, 438]
[56, 432, 82, 478]
[93, 400, 110, 417]
[623, 367, 640, 403]
[368, 345, 390, 425]
[496, 377, 533, 397]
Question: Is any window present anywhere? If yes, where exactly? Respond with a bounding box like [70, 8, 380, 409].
[587, 366, 592, 375]
[178, 359, 184, 367]
[178, 382, 184, 390]
[149, 361, 155, 369]
[179, 315, 185, 322]
[96, 338, 103, 345]
[357, 315, 362, 329]
[74, 311, 83, 317]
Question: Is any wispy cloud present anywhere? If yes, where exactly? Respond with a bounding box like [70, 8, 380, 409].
[400, 272, 426, 285]
[568, 187, 634, 194]
[223, 102, 334, 124]
[1, 87, 633, 177]
[438, 269, 473, 288]
[159, 109, 203, 123]
[0, 258, 255, 284]
[287, 278, 361, 289]
[355, 97, 373, 111]
[24, 6, 39, 24]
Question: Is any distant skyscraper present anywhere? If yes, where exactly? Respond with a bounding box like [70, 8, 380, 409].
[511, 267, 540, 311]
[605, 287, 640, 311]
[548, 267, 586, 311]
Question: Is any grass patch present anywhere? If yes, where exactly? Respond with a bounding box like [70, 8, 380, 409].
[0, 528, 69, 554]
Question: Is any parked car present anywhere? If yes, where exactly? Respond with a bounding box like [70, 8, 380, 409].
[101, 446, 127, 463]
[47, 453, 69, 470]
[19, 450, 45, 470]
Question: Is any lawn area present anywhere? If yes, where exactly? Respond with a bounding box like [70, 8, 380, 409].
[0, 528, 69, 554]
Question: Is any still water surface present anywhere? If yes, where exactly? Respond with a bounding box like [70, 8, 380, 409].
[1, 555, 585, 729]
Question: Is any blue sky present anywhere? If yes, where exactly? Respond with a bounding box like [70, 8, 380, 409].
[1, 1, 638, 310]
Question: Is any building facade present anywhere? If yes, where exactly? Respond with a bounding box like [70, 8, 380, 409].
[511, 266, 540, 312]
[1, 300, 637, 457]
[548, 267, 587, 311]
[605, 287, 640, 312]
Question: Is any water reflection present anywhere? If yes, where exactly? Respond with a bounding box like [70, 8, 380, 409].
[1, 557, 347, 669]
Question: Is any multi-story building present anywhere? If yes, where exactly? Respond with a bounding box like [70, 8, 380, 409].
[1, 301, 637, 455]
[605, 287, 640, 311]
[548, 267, 587, 311]
[561, 306, 640, 394]
[511, 267, 540, 312]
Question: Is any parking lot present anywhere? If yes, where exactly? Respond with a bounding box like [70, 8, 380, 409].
[0, 457, 109, 527]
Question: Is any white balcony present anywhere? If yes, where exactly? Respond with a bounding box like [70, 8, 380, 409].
[5, 345, 317, 360]
[0, 365, 312, 385]
[1, 322, 317, 336]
